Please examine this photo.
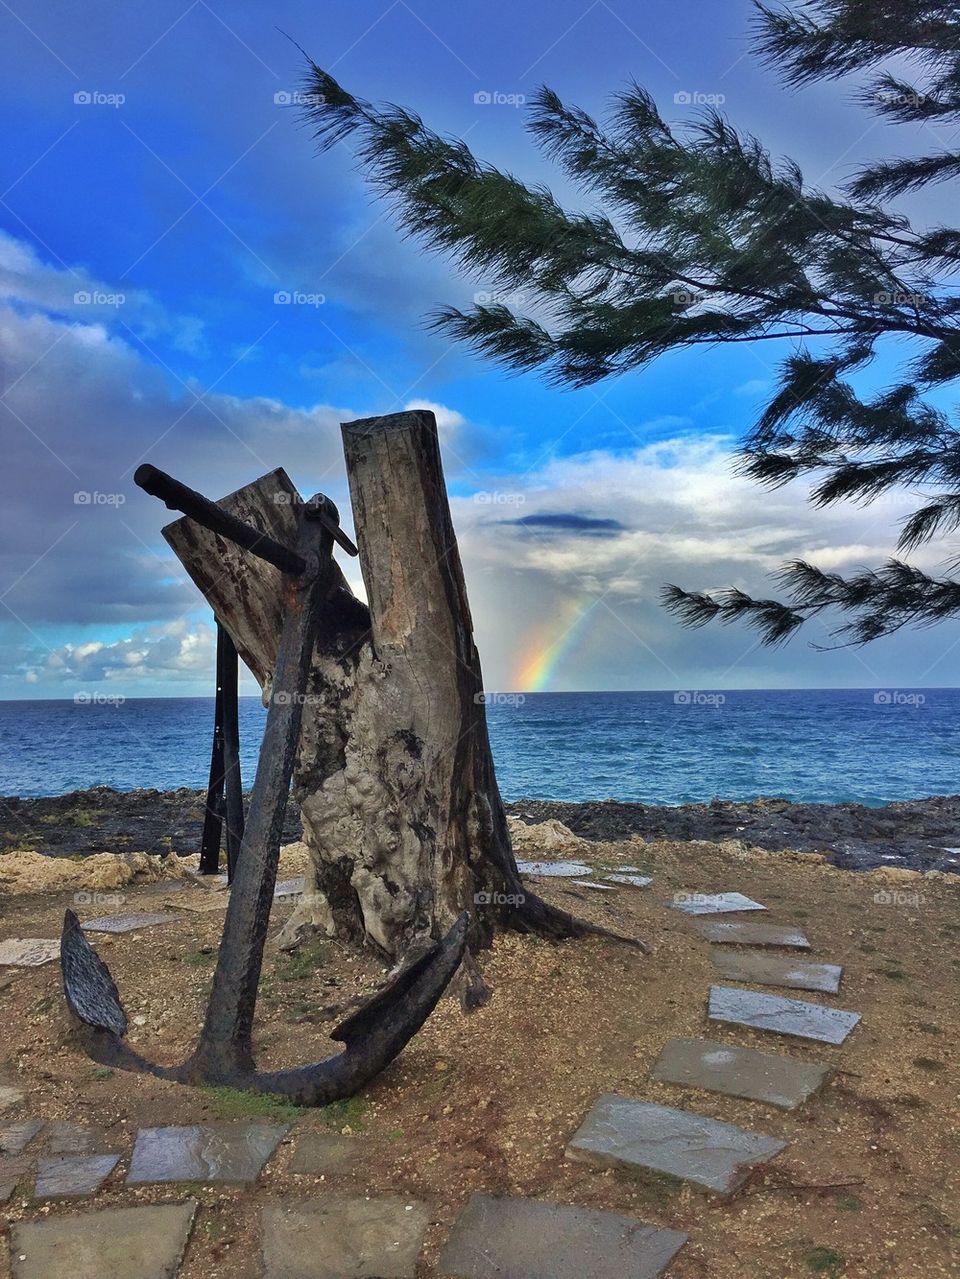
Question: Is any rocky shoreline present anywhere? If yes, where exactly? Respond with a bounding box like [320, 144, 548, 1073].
[2, 786, 960, 873]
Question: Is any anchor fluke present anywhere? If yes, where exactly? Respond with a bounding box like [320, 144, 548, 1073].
[61, 909, 128, 1037]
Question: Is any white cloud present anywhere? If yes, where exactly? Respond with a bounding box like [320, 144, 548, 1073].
[31, 620, 215, 686]
[451, 437, 958, 690]
[403, 398, 465, 436]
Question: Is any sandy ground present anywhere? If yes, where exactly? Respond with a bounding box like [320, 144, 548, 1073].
[0, 832, 958, 1278]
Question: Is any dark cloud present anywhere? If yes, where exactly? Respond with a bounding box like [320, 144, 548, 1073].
[508, 513, 626, 535]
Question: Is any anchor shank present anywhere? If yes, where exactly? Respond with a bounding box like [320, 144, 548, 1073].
[186, 511, 332, 1079]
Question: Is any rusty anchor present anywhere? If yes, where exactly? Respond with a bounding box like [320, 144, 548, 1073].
[59, 465, 468, 1104]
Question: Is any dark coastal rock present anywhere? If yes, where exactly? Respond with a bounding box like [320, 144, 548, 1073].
[0, 785, 299, 859]
[6, 785, 960, 874]
[509, 795, 960, 873]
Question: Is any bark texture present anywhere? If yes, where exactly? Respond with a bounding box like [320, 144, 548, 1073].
[164, 412, 641, 996]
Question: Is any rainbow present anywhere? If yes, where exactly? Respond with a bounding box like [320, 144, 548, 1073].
[513, 597, 598, 691]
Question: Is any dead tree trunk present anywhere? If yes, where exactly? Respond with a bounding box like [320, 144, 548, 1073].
[165, 410, 642, 1005]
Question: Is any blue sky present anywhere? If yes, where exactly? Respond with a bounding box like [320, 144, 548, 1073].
[2, 0, 959, 697]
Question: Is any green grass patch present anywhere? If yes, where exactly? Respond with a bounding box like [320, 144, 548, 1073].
[873, 965, 908, 981]
[622, 1167, 684, 1207]
[202, 1084, 304, 1122]
[183, 948, 217, 967]
[318, 1096, 369, 1130]
[835, 1196, 862, 1212]
[90, 1066, 114, 1081]
[274, 937, 332, 982]
[58, 808, 103, 828]
[805, 1246, 845, 1276]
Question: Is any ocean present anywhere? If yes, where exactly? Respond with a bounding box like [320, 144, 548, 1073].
[0, 689, 955, 806]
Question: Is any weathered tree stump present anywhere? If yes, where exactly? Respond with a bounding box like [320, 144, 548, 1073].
[166, 410, 643, 1005]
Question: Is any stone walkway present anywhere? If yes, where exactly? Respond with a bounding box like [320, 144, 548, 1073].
[0, 871, 864, 1277]
[563, 876, 864, 1273]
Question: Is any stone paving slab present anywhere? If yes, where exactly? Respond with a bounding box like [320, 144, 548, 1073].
[670, 892, 766, 915]
[711, 951, 842, 993]
[275, 877, 306, 898]
[10, 1201, 198, 1279]
[603, 874, 653, 888]
[0, 939, 60, 967]
[1, 1154, 32, 1201]
[0, 1084, 24, 1113]
[289, 1132, 363, 1175]
[81, 913, 182, 933]
[262, 1196, 428, 1278]
[652, 1038, 834, 1109]
[517, 860, 592, 877]
[566, 1094, 786, 1194]
[0, 1120, 44, 1154]
[708, 986, 861, 1045]
[437, 1193, 688, 1279]
[127, 1122, 289, 1184]
[44, 1122, 115, 1155]
[695, 919, 811, 948]
[34, 1153, 119, 1198]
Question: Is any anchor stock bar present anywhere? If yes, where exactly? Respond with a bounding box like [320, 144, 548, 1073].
[134, 463, 309, 575]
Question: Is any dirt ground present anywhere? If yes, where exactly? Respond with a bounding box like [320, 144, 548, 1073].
[0, 834, 958, 1278]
